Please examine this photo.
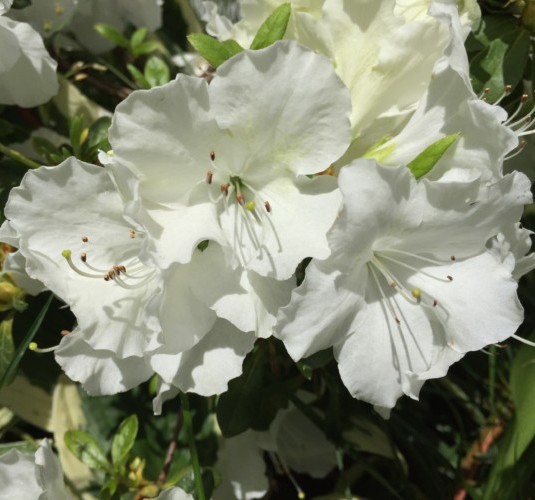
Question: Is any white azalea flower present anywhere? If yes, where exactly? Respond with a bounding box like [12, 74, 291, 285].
[359, 64, 517, 182]
[202, 0, 450, 147]
[8, 0, 77, 36]
[1, 157, 286, 396]
[0, 4, 58, 107]
[0, 439, 71, 500]
[109, 41, 351, 280]
[276, 161, 532, 410]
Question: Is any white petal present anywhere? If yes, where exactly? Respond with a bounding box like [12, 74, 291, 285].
[212, 41, 352, 176]
[276, 262, 364, 361]
[0, 449, 42, 499]
[35, 440, 70, 500]
[151, 319, 255, 396]
[55, 331, 153, 396]
[110, 75, 220, 204]
[213, 431, 268, 500]
[0, 18, 58, 107]
[156, 487, 193, 500]
[4, 158, 157, 357]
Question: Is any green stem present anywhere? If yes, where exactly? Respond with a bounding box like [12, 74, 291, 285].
[489, 344, 497, 416]
[336, 448, 352, 500]
[180, 392, 205, 500]
[0, 143, 41, 169]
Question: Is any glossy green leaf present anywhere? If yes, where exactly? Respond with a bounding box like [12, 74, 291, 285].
[127, 64, 150, 89]
[187, 34, 243, 68]
[250, 3, 291, 50]
[111, 414, 138, 467]
[64, 430, 110, 472]
[407, 133, 460, 179]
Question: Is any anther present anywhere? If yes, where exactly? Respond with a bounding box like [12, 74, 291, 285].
[521, 93, 529, 104]
[81, 252, 87, 263]
[395, 317, 401, 324]
[210, 150, 216, 161]
[433, 299, 438, 307]
[60, 329, 71, 336]
[450, 256, 456, 261]
[220, 183, 229, 196]
[245, 201, 256, 212]
[82, 236, 88, 243]
[264, 200, 271, 213]
[447, 275, 453, 281]
[236, 193, 245, 205]
[129, 229, 136, 238]
[206, 170, 213, 184]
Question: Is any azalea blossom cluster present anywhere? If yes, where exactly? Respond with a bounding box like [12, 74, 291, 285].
[1, 0, 533, 410]
[0, 0, 534, 495]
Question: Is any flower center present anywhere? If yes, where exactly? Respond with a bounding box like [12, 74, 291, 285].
[205, 150, 281, 263]
[61, 230, 155, 290]
[367, 248, 455, 324]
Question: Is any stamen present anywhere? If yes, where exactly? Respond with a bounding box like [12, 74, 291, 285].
[81, 236, 88, 243]
[210, 150, 215, 161]
[129, 229, 136, 239]
[29, 342, 58, 353]
[206, 170, 213, 184]
[81, 252, 87, 262]
[236, 193, 245, 205]
[62, 250, 104, 278]
[368, 263, 402, 324]
[220, 183, 229, 196]
[512, 334, 535, 347]
[264, 200, 271, 213]
[450, 256, 456, 261]
[378, 251, 454, 282]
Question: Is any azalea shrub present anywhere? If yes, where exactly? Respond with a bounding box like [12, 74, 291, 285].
[0, 0, 534, 498]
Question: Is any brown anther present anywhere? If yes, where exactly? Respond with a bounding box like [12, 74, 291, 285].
[450, 256, 456, 261]
[104, 274, 111, 281]
[484, 87, 490, 94]
[129, 229, 136, 238]
[115, 265, 126, 274]
[504, 84, 512, 93]
[390, 282, 397, 288]
[433, 299, 438, 307]
[521, 93, 529, 103]
[210, 150, 216, 161]
[80, 252, 87, 262]
[395, 317, 401, 324]
[206, 170, 213, 184]
[220, 183, 229, 196]
[82, 236, 88, 243]
[236, 193, 245, 205]
[264, 201, 271, 213]
[447, 275, 453, 281]
[60, 329, 71, 336]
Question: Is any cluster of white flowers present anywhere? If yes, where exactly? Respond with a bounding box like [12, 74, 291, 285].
[1, 0, 533, 428]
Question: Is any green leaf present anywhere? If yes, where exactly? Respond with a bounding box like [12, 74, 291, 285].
[32, 137, 60, 162]
[0, 317, 14, 384]
[130, 27, 148, 51]
[407, 133, 460, 179]
[0, 441, 37, 456]
[216, 349, 266, 437]
[94, 23, 129, 48]
[187, 34, 243, 68]
[250, 3, 291, 50]
[87, 116, 112, 151]
[64, 430, 110, 472]
[132, 40, 161, 56]
[144, 56, 170, 88]
[69, 115, 85, 159]
[127, 64, 150, 89]
[482, 338, 535, 499]
[111, 414, 139, 467]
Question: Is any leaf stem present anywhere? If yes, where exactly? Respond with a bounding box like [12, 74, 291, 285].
[0, 293, 54, 389]
[0, 143, 41, 170]
[159, 407, 183, 486]
[180, 392, 205, 500]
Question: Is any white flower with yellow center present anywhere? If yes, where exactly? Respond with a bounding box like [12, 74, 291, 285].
[108, 41, 351, 280]
[276, 160, 532, 411]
